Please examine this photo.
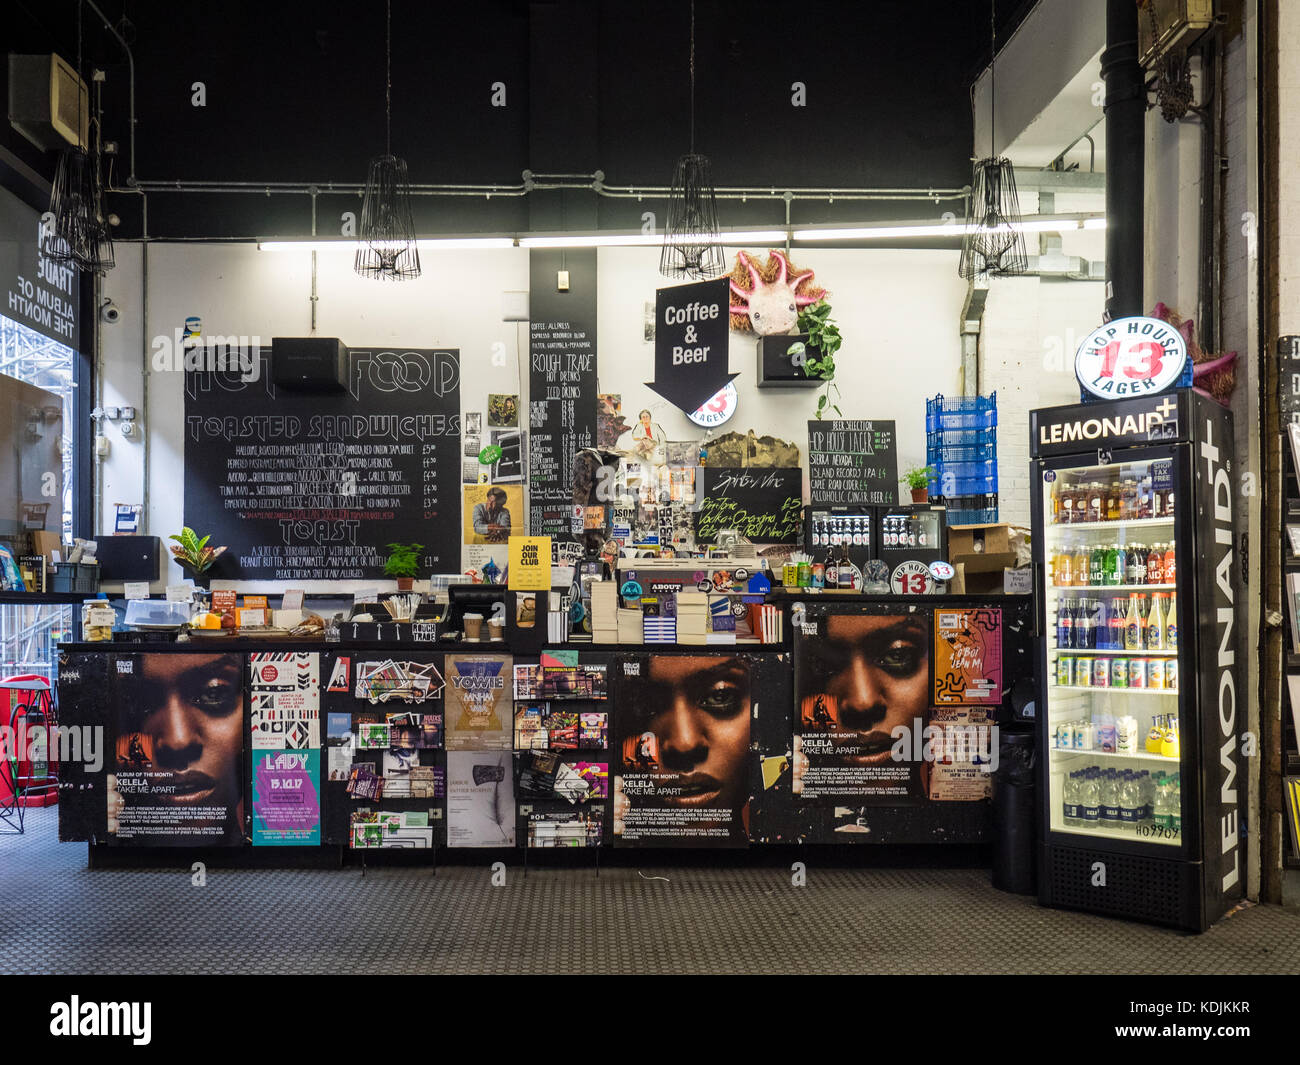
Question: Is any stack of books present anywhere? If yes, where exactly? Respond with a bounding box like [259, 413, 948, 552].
[591, 582, 619, 644]
[617, 607, 643, 644]
[677, 591, 710, 645]
[643, 614, 677, 643]
[750, 602, 783, 644]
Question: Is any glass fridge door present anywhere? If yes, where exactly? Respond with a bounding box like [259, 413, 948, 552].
[1041, 453, 1185, 850]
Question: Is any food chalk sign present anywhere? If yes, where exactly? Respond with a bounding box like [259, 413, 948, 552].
[1074, 316, 1188, 400]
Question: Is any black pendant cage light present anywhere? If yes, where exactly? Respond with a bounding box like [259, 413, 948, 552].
[959, 0, 1028, 280]
[660, 1, 724, 280]
[48, 2, 114, 274]
[355, 0, 420, 281]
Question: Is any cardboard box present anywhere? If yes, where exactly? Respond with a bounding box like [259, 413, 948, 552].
[948, 522, 1018, 574]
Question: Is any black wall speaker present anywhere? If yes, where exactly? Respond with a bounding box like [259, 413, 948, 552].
[271, 337, 349, 392]
[95, 535, 161, 582]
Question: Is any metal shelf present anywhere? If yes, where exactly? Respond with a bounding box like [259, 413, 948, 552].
[1050, 745, 1181, 763]
[1053, 648, 1178, 656]
[1051, 684, 1179, 696]
[1046, 517, 1175, 532]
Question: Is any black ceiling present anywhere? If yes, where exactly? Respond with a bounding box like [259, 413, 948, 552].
[4, 0, 1039, 238]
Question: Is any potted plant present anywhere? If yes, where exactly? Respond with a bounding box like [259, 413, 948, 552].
[902, 465, 936, 504]
[787, 301, 844, 419]
[383, 542, 423, 590]
[168, 527, 226, 584]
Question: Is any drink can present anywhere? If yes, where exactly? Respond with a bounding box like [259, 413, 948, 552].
[1165, 659, 1178, 690]
[1092, 657, 1110, 687]
[1056, 721, 1075, 749]
[1056, 656, 1076, 687]
[1075, 657, 1092, 686]
[1075, 722, 1095, 751]
[783, 562, 798, 586]
[1110, 657, 1128, 687]
[1128, 657, 1147, 688]
[1147, 657, 1165, 689]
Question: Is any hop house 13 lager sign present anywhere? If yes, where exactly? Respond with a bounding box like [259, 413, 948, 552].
[1074, 316, 1188, 400]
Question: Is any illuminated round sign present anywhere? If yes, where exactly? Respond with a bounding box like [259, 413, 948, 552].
[928, 560, 955, 582]
[891, 560, 935, 595]
[687, 382, 738, 428]
[1074, 316, 1188, 400]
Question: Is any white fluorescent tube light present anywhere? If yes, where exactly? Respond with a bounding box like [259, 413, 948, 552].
[792, 217, 1097, 240]
[257, 237, 517, 251]
[1082, 218, 1108, 230]
[517, 229, 788, 249]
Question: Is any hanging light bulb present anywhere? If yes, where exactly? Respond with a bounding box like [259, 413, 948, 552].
[959, 0, 1027, 280]
[48, 147, 98, 269]
[660, 1, 723, 280]
[355, 0, 420, 281]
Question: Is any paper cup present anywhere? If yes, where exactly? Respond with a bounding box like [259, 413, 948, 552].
[463, 613, 484, 640]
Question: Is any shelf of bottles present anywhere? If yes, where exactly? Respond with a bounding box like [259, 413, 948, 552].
[1043, 458, 1183, 847]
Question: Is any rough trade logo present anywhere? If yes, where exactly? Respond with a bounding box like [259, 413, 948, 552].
[50, 997, 151, 1045]
[1202, 417, 1239, 892]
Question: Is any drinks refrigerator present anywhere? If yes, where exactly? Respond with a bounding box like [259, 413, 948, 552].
[804, 504, 948, 582]
[1030, 391, 1242, 931]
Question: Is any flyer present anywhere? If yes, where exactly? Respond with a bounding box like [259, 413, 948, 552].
[446, 750, 516, 847]
[249, 652, 321, 749]
[251, 748, 321, 845]
[445, 654, 512, 750]
[933, 608, 1003, 705]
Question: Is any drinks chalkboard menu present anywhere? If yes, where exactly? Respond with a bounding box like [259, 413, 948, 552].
[528, 250, 598, 540]
[807, 419, 899, 506]
[694, 467, 802, 545]
[182, 346, 461, 582]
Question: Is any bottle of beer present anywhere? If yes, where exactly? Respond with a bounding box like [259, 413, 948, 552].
[824, 542, 840, 589]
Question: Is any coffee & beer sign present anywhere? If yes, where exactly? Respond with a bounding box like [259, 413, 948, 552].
[1074, 316, 1188, 400]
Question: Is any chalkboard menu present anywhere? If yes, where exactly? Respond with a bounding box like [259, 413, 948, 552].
[183, 346, 461, 581]
[694, 467, 802, 545]
[807, 419, 899, 506]
[528, 250, 598, 540]
[1280, 337, 1300, 415]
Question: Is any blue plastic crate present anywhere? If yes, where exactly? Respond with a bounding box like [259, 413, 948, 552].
[928, 459, 996, 481]
[946, 506, 1000, 527]
[926, 441, 998, 463]
[927, 427, 997, 448]
[931, 472, 998, 497]
[926, 392, 998, 433]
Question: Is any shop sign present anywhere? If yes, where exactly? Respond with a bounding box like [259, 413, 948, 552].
[687, 381, 738, 428]
[1031, 392, 1187, 458]
[647, 277, 736, 414]
[1074, 316, 1187, 400]
[0, 193, 80, 349]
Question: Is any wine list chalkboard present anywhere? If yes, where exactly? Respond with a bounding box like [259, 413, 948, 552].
[183, 346, 461, 582]
[807, 419, 899, 506]
[694, 467, 802, 545]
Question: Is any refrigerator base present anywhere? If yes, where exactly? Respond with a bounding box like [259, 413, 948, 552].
[1039, 841, 1207, 932]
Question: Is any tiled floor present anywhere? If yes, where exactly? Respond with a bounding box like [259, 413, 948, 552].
[2, 808, 1296, 974]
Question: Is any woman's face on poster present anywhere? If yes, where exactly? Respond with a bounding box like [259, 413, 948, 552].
[809, 615, 930, 765]
[126, 654, 243, 808]
[635, 656, 750, 810]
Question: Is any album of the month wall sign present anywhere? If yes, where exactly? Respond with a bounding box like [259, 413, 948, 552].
[1074, 316, 1189, 400]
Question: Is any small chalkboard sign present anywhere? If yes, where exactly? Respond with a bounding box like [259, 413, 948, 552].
[694, 467, 802, 545]
[1280, 337, 1300, 415]
[807, 419, 899, 506]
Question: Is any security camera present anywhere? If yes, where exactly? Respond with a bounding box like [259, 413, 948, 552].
[100, 299, 120, 324]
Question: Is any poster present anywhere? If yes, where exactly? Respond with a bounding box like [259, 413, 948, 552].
[108, 653, 246, 846]
[793, 608, 931, 804]
[927, 708, 995, 801]
[463, 483, 524, 545]
[249, 652, 321, 749]
[252, 749, 321, 845]
[508, 535, 553, 590]
[350, 810, 434, 849]
[612, 653, 751, 846]
[445, 654, 513, 750]
[446, 750, 516, 847]
[933, 608, 1003, 705]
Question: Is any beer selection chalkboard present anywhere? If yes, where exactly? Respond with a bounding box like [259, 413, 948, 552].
[528, 250, 598, 540]
[183, 346, 461, 581]
[694, 466, 802, 545]
[807, 419, 899, 506]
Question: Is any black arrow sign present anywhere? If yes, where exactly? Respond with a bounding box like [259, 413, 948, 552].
[646, 278, 736, 414]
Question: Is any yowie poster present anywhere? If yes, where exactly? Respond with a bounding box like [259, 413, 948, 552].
[445, 654, 512, 750]
[933, 608, 1002, 705]
[108, 652, 246, 845]
[249, 652, 321, 845]
[612, 652, 751, 846]
[792, 607, 931, 804]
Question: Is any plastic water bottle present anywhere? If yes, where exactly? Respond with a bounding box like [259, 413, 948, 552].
[1117, 770, 1140, 832]
[1080, 769, 1100, 828]
[1099, 769, 1120, 829]
[1062, 771, 1081, 828]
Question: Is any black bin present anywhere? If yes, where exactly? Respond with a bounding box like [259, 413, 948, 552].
[991, 725, 1037, 895]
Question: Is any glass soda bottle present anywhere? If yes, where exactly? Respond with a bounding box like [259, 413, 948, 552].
[1107, 482, 1122, 522]
[1073, 544, 1089, 586]
[1089, 544, 1105, 586]
[1057, 543, 1073, 586]
[1125, 593, 1144, 650]
[1165, 594, 1178, 650]
[1163, 542, 1176, 583]
[1147, 542, 1164, 583]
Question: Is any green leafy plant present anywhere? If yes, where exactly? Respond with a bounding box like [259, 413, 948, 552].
[168, 527, 226, 574]
[383, 542, 424, 579]
[787, 301, 843, 419]
[902, 465, 936, 491]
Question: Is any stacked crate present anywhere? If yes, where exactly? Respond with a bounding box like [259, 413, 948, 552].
[925, 393, 998, 526]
